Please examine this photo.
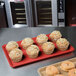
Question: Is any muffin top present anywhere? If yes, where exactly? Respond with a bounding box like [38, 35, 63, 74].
[68, 69, 76, 76]
[56, 38, 69, 48]
[26, 45, 39, 55]
[36, 34, 48, 44]
[21, 38, 34, 47]
[42, 42, 55, 51]
[9, 48, 23, 60]
[46, 65, 59, 76]
[6, 41, 19, 52]
[49, 30, 62, 42]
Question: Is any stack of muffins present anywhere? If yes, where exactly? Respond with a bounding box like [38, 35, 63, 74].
[5, 30, 70, 63]
[6, 41, 23, 62]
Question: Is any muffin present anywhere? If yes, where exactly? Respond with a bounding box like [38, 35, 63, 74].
[42, 42, 55, 55]
[49, 30, 62, 42]
[56, 38, 69, 51]
[26, 45, 40, 58]
[60, 61, 75, 72]
[46, 65, 59, 76]
[9, 48, 23, 63]
[21, 38, 34, 49]
[68, 69, 76, 76]
[6, 41, 19, 53]
[36, 34, 48, 45]
[54, 74, 64, 76]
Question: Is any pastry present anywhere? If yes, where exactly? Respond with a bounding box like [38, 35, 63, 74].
[46, 65, 59, 76]
[68, 69, 76, 76]
[9, 48, 23, 62]
[6, 41, 19, 53]
[21, 38, 34, 49]
[42, 42, 55, 55]
[36, 34, 48, 45]
[60, 61, 75, 72]
[26, 45, 40, 58]
[56, 38, 69, 51]
[49, 30, 62, 42]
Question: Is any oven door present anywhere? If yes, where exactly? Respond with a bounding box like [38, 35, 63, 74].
[4, 0, 28, 28]
[33, 0, 58, 27]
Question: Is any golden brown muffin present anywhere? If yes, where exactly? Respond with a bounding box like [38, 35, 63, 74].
[49, 30, 62, 42]
[56, 38, 69, 51]
[21, 38, 34, 49]
[46, 65, 59, 76]
[68, 69, 76, 76]
[54, 74, 64, 76]
[36, 34, 48, 45]
[6, 41, 19, 53]
[26, 45, 40, 58]
[9, 48, 23, 63]
[60, 61, 75, 72]
[42, 42, 55, 55]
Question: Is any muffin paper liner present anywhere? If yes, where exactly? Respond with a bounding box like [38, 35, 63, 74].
[38, 57, 76, 76]
[2, 34, 74, 68]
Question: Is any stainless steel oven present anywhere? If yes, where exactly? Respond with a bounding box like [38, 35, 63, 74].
[4, 0, 29, 28]
[33, 0, 58, 27]
[57, 0, 65, 27]
[58, 0, 76, 27]
[4, 0, 66, 28]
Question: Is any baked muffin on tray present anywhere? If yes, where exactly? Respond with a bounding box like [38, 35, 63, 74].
[42, 42, 55, 55]
[36, 34, 48, 45]
[21, 38, 34, 49]
[60, 61, 75, 72]
[46, 65, 59, 76]
[6, 41, 19, 53]
[54, 74, 64, 76]
[26, 45, 40, 58]
[9, 48, 23, 63]
[49, 30, 62, 42]
[68, 69, 76, 76]
[56, 38, 69, 51]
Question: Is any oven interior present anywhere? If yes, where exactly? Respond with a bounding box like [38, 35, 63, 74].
[10, 2, 27, 25]
[36, 1, 52, 25]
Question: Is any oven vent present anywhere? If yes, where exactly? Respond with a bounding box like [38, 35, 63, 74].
[36, 1, 52, 25]
[10, 2, 26, 25]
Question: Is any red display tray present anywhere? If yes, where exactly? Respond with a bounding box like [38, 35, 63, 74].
[2, 34, 74, 68]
